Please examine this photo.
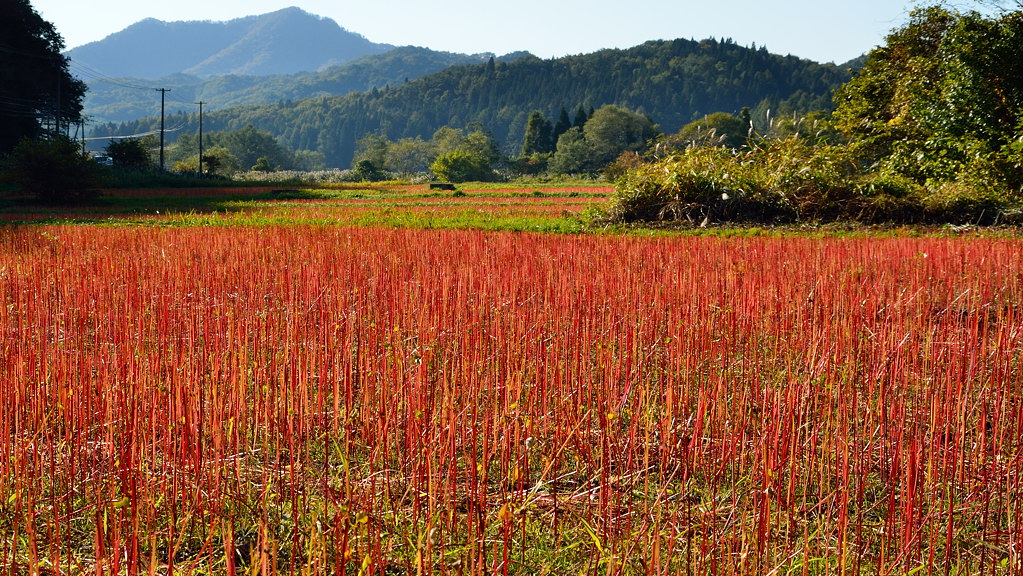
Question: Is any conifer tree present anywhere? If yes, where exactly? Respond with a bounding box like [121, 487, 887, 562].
[573, 105, 590, 128]
[521, 110, 554, 155]
[553, 107, 572, 142]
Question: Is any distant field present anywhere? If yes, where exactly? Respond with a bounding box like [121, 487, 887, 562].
[1, 186, 1022, 575]
[0, 184, 614, 232]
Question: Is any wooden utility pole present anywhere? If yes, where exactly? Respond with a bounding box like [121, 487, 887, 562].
[197, 101, 205, 176]
[156, 88, 171, 170]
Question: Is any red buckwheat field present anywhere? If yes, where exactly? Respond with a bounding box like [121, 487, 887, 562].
[2, 221, 1022, 575]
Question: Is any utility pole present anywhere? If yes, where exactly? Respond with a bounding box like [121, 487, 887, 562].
[156, 88, 171, 170]
[197, 101, 205, 176]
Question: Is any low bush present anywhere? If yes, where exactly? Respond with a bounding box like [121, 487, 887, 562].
[606, 139, 1023, 226]
[2, 136, 102, 203]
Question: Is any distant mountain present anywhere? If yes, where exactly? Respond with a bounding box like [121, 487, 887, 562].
[80, 47, 509, 123]
[95, 38, 856, 169]
[67, 7, 392, 79]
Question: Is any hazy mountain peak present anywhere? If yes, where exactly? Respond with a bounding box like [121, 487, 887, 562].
[67, 8, 393, 79]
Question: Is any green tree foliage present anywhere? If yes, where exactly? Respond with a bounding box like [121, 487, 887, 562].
[292, 149, 327, 171]
[94, 38, 851, 168]
[431, 126, 467, 158]
[384, 137, 432, 178]
[547, 105, 660, 174]
[170, 125, 296, 174]
[353, 133, 390, 169]
[3, 136, 100, 203]
[606, 5, 1023, 227]
[553, 107, 572, 142]
[429, 125, 501, 182]
[670, 112, 751, 149]
[521, 111, 554, 155]
[0, 0, 86, 154]
[573, 105, 590, 129]
[251, 157, 274, 172]
[430, 149, 493, 183]
[834, 5, 1023, 189]
[173, 146, 239, 176]
[550, 127, 596, 174]
[583, 105, 660, 165]
[352, 159, 386, 181]
[462, 124, 502, 166]
[105, 138, 154, 170]
[219, 125, 294, 171]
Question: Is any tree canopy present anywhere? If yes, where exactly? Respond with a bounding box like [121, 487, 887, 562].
[833, 4, 1023, 189]
[608, 3, 1023, 226]
[105, 138, 155, 170]
[169, 125, 297, 174]
[670, 112, 751, 149]
[521, 111, 554, 156]
[0, 0, 86, 154]
[94, 37, 851, 169]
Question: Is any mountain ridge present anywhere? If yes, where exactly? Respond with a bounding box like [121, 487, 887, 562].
[67, 7, 393, 78]
[80, 46, 515, 124]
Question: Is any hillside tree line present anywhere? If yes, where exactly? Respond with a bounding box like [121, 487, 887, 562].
[91, 37, 852, 170]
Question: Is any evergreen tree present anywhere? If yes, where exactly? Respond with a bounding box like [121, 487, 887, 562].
[573, 105, 589, 129]
[0, 0, 86, 153]
[553, 107, 572, 142]
[521, 110, 554, 155]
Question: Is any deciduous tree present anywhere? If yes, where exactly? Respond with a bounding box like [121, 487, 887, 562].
[550, 127, 596, 174]
[105, 138, 154, 170]
[671, 112, 750, 149]
[3, 136, 99, 202]
[834, 5, 1023, 188]
[583, 105, 660, 165]
[385, 137, 432, 178]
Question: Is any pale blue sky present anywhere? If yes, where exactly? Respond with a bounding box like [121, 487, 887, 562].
[33, 0, 964, 65]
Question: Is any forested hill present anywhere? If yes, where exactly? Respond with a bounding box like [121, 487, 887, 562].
[82, 47, 507, 123]
[94, 38, 857, 168]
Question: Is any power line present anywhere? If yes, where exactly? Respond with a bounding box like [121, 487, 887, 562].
[0, 95, 47, 117]
[67, 59, 153, 91]
[82, 119, 189, 141]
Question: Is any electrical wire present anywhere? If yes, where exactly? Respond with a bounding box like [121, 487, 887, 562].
[0, 94, 49, 118]
[2, 45, 201, 141]
[68, 59, 154, 91]
[83, 118, 192, 141]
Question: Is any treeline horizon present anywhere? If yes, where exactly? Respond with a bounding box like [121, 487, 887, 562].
[89, 37, 855, 169]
